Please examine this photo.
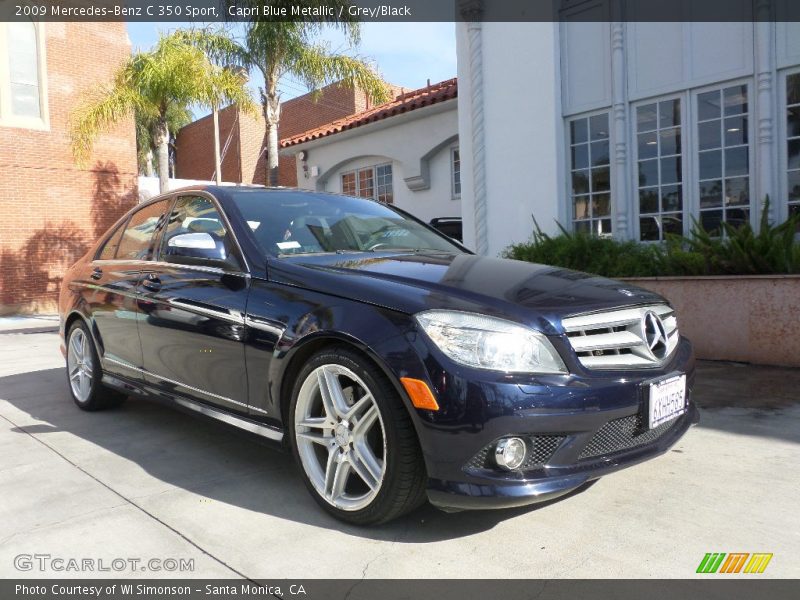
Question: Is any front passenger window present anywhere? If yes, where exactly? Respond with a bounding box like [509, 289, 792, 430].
[116, 200, 171, 261]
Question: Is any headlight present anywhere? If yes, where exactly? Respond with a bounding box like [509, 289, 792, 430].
[415, 310, 567, 374]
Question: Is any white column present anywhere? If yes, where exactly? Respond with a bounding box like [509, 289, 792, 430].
[610, 20, 630, 239]
[755, 1, 777, 223]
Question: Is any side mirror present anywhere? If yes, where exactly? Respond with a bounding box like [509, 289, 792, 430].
[163, 232, 233, 270]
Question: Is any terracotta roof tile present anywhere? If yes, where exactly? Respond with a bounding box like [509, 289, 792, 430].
[280, 77, 457, 148]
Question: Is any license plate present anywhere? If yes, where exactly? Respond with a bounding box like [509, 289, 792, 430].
[647, 374, 687, 429]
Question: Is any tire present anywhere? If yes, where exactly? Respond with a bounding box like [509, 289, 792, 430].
[289, 347, 427, 525]
[65, 320, 126, 411]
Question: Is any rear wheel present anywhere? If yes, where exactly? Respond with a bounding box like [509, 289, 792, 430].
[289, 348, 427, 524]
[66, 321, 126, 411]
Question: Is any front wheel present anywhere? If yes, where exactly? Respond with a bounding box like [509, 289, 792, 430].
[65, 321, 126, 411]
[289, 348, 427, 525]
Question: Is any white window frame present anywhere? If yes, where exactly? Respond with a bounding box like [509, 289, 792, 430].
[565, 109, 614, 237]
[450, 146, 461, 199]
[689, 79, 755, 235]
[779, 68, 800, 225]
[0, 21, 49, 130]
[340, 162, 394, 203]
[630, 92, 687, 242]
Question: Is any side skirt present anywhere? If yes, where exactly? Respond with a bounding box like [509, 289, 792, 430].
[101, 372, 285, 445]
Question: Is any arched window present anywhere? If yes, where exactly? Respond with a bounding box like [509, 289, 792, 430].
[7, 21, 41, 119]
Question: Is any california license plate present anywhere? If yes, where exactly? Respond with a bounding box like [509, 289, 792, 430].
[648, 374, 687, 429]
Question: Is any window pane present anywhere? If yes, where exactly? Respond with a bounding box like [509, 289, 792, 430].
[341, 172, 356, 195]
[700, 210, 723, 235]
[723, 85, 748, 116]
[639, 188, 658, 214]
[98, 224, 125, 260]
[788, 106, 800, 138]
[573, 196, 590, 220]
[698, 90, 721, 121]
[725, 176, 749, 206]
[726, 207, 749, 229]
[589, 114, 609, 140]
[788, 139, 800, 170]
[659, 99, 680, 128]
[597, 219, 612, 236]
[638, 159, 658, 187]
[571, 144, 589, 170]
[639, 217, 660, 241]
[699, 150, 722, 180]
[590, 140, 609, 166]
[8, 22, 40, 118]
[698, 120, 721, 151]
[724, 116, 748, 146]
[663, 214, 683, 237]
[637, 104, 658, 132]
[700, 179, 723, 208]
[592, 193, 611, 217]
[788, 73, 800, 106]
[725, 146, 748, 177]
[638, 132, 658, 159]
[661, 185, 682, 212]
[659, 127, 681, 156]
[572, 170, 589, 195]
[660, 156, 681, 185]
[358, 168, 374, 199]
[376, 164, 393, 204]
[591, 166, 610, 192]
[10, 83, 41, 118]
[116, 200, 170, 261]
[570, 119, 588, 144]
[788, 170, 800, 202]
[574, 220, 591, 234]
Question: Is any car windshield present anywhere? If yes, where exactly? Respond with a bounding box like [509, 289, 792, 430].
[229, 190, 464, 256]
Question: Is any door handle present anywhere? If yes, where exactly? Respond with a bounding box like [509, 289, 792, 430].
[90, 267, 103, 280]
[141, 274, 161, 292]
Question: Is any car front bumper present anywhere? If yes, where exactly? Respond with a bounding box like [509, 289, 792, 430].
[402, 336, 698, 511]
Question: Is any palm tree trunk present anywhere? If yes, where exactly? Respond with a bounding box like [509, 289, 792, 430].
[213, 105, 222, 185]
[264, 81, 281, 187]
[154, 118, 170, 193]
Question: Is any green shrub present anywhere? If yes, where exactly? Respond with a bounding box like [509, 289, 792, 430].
[503, 197, 800, 278]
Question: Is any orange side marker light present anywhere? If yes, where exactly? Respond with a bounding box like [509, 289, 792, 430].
[400, 377, 440, 411]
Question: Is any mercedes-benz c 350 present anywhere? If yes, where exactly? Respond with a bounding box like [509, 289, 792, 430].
[59, 187, 697, 524]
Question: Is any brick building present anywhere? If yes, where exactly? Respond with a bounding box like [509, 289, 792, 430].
[0, 22, 137, 315]
[175, 81, 401, 187]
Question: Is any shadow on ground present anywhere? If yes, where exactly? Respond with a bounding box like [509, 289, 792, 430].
[0, 367, 593, 543]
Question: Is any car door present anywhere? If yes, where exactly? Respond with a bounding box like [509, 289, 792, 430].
[83, 199, 171, 382]
[136, 193, 251, 415]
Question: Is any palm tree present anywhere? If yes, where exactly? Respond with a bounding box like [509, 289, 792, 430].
[183, 8, 391, 186]
[135, 104, 192, 177]
[71, 31, 254, 193]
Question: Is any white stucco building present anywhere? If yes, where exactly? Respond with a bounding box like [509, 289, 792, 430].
[457, 4, 800, 256]
[280, 78, 461, 224]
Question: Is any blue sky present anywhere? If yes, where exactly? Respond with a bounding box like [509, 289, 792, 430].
[126, 22, 457, 115]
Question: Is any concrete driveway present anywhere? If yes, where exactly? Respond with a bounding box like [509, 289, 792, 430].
[1, 330, 798, 579]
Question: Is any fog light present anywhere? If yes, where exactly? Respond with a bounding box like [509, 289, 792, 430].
[495, 437, 527, 471]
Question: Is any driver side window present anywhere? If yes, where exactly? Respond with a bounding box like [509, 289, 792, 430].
[159, 195, 240, 270]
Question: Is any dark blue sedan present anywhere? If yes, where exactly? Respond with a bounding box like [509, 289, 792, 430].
[58, 187, 697, 524]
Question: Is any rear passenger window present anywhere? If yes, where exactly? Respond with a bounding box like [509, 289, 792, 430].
[116, 200, 171, 261]
[96, 222, 125, 260]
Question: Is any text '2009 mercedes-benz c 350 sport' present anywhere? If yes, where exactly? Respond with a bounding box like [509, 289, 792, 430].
[58, 187, 697, 524]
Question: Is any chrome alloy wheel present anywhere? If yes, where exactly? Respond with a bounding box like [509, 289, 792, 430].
[67, 327, 94, 403]
[294, 364, 387, 511]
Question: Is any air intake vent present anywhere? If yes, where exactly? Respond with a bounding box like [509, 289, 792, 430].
[562, 304, 679, 369]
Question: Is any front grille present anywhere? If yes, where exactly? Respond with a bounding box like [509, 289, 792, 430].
[562, 304, 679, 370]
[466, 434, 565, 471]
[578, 413, 680, 460]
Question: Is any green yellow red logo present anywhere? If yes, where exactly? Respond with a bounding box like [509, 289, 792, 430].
[696, 553, 773, 574]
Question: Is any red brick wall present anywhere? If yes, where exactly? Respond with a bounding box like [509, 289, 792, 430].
[0, 22, 137, 315]
[175, 81, 397, 187]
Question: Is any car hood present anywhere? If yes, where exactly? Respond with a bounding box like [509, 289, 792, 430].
[269, 252, 665, 333]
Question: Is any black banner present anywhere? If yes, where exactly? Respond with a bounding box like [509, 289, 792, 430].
[3, 580, 800, 600]
[2, 0, 800, 23]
